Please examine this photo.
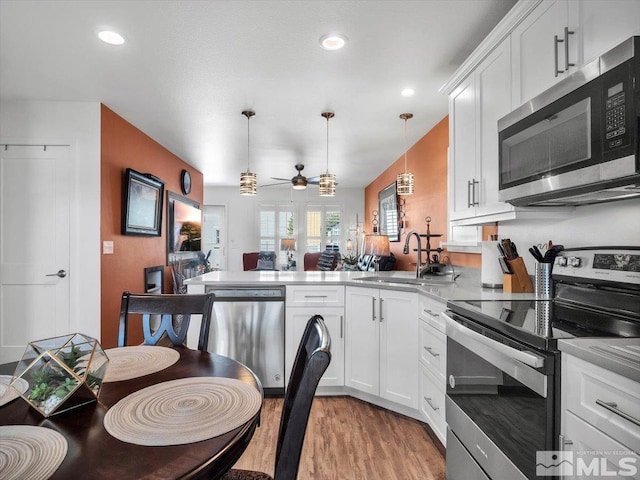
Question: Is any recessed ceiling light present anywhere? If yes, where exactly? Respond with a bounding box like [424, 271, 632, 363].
[98, 30, 126, 45]
[319, 34, 348, 51]
[401, 87, 415, 97]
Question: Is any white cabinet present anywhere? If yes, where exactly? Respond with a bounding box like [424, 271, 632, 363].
[449, 39, 513, 223]
[580, 0, 640, 65]
[285, 285, 345, 388]
[512, 0, 640, 108]
[511, 0, 577, 107]
[345, 286, 419, 409]
[561, 353, 640, 476]
[418, 294, 447, 446]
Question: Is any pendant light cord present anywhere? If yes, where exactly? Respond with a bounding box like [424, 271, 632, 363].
[326, 115, 329, 174]
[247, 114, 251, 171]
[403, 117, 408, 173]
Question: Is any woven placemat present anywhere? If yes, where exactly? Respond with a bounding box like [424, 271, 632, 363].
[104, 377, 262, 446]
[0, 375, 28, 408]
[0, 425, 68, 480]
[103, 346, 180, 382]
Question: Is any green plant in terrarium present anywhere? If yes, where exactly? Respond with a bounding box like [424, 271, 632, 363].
[55, 378, 77, 398]
[29, 382, 55, 402]
[62, 343, 82, 370]
[30, 368, 51, 385]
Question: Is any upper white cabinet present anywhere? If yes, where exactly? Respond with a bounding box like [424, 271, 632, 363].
[449, 39, 513, 222]
[511, 0, 640, 108]
[443, 0, 640, 225]
[511, 0, 578, 107]
[580, 0, 640, 65]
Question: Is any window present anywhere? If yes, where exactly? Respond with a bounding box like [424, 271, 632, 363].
[259, 204, 295, 267]
[305, 205, 341, 253]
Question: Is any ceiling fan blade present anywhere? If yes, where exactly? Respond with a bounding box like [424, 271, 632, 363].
[270, 177, 291, 182]
[308, 179, 320, 185]
[262, 181, 291, 187]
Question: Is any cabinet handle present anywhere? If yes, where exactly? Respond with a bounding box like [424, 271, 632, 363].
[554, 34, 564, 77]
[372, 297, 376, 322]
[379, 298, 384, 322]
[424, 346, 440, 357]
[424, 397, 440, 411]
[596, 400, 640, 427]
[423, 308, 440, 318]
[564, 27, 575, 71]
[558, 434, 573, 450]
[472, 179, 479, 206]
[340, 315, 343, 339]
[304, 295, 328, 298]
[467, 180, 473, 208]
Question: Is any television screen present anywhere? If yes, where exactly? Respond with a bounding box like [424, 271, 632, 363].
[169, 197, 202, 253]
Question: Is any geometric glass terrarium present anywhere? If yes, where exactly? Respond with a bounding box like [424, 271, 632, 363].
[11, 333, 109, 417]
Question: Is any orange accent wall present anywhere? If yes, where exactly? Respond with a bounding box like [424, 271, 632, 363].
[364, 116, 494, 270]
[100, 105, 203, 348]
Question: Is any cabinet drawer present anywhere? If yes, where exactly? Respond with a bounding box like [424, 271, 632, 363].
[420, 363, 447, 446]
[563, 354, 640, 452]
[564, 410, 640, 480]
[286, 285, 344, 306]
[419, 320, 446, 384]
[419, 294, 446, 332]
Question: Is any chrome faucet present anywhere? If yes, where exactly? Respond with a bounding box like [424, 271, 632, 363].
[403, 231, 423, 278]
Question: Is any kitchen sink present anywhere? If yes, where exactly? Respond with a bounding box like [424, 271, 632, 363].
[356, 275, 455, 286]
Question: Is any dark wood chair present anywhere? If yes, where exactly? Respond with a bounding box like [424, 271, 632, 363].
[243, 252, 260, 271]
[117, 291, 215, 351]
[222, 314, 331, 480]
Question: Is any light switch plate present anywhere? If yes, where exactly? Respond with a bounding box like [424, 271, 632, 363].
[103, 241, 114, 255]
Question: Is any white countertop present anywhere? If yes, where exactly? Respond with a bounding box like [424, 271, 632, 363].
[185, 268, 537, 303]
[558, 337, 640, 383]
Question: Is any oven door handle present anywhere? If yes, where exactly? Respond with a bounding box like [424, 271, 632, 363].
[443, 312, 548, 397]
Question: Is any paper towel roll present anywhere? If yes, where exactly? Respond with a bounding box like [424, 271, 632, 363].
[481, 241, 503, 288]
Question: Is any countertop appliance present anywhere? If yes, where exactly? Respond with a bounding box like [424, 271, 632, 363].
[498, 36, 640, 206]
[204, 285, 285, 394]
[444, 247, 640, 480]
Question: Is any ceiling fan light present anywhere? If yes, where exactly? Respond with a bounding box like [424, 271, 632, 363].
[319, 173, 336, 196]
[240, 171, 257, 195]
[397, 172, 414, 195]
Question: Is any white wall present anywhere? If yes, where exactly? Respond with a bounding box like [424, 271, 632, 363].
[204, 185, 365, 271]
[499, 198, 640, 273]
[0, 99, 101, 339]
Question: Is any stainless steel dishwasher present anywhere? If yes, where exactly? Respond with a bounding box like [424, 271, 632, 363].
[205, 285, 285, 394]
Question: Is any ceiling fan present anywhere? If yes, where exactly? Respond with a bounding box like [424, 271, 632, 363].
[263, 164, 321, 190]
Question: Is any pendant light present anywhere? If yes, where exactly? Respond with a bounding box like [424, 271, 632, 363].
[240, 110, 257, 195]
[397, 113, 414, 195]
[319, 112, 337, 197]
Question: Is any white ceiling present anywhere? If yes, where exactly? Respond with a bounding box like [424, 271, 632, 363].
[0, 0, 516, 188]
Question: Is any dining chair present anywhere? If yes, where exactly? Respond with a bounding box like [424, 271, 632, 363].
[117, 291, 215, 351]
[222, 314, 331, 480]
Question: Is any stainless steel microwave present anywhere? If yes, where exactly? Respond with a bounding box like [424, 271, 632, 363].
[498, 36, 640, 206]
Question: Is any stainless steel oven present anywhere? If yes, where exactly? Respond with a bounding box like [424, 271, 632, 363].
[444, 309, 557, 480]
[445, 247, 640, 480]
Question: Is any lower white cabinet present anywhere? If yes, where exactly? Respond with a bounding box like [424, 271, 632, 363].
[345, 286, 419, 409]
[285, 285, 345, 388]
[561, 353, 640, 476]
[418, 294, 448, 446]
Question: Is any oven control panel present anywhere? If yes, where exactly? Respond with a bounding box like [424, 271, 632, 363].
[553, 248, 640, 284]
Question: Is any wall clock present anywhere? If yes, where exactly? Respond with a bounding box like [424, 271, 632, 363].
[180, 169, 192, 195]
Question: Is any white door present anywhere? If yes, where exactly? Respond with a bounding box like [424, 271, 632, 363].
[0, 145, 70, 363]
[202, 205, 226, 270]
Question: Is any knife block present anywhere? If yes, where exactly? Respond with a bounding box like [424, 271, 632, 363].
[503, 258, 533, 293]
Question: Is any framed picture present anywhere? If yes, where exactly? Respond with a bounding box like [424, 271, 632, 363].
[378, 182, 399, 241]
[122, 168, 165, 236]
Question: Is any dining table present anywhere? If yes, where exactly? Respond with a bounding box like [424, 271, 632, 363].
[0, 346, 263, 480]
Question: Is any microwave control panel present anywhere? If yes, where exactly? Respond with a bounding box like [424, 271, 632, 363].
[604, 81, 628, 150]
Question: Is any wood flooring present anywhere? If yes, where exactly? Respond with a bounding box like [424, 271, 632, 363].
[230, 396, 446, 480]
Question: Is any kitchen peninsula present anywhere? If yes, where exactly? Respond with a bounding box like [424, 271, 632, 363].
[185, 267, 535, 447]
